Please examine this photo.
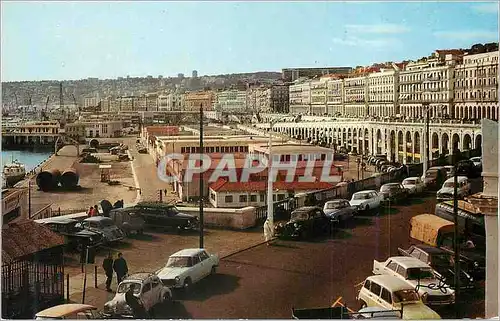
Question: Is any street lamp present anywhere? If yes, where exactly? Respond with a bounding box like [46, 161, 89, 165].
[199, 103, 204, 248]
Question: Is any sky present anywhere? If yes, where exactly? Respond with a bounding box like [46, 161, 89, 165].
[1, 1, 499, 82]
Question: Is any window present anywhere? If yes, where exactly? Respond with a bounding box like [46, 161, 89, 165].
[225, 195, 233, 203]
[192, 256, 200, 265]
[142, 283, 152, 294]
[260, 194, 265, 202]
[381, 288, 392, 304]
[152, 278, 160, 289]
[363, 279, 371, 290]
[250, 195, 257, 202]
[370, 282, 382, 296]
[396, 265, 406, 277]
[199, 251, 209, 261]
[387, 261, 398, 271]
[239, 195, 247, 203]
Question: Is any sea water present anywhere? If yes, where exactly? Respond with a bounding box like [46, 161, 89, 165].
[1, 149, 52, 172]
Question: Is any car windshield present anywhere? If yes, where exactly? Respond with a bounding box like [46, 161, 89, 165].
[325, 202, 345, 209]
[443, 182, 459, 188]
[353, 193, 370, 200]
[381, 185, 398, 192]
[404, 179, 416, 185]
[393, 289, 420, 303]
[432, 254, 453, 267]
[100, 219, 114, 227]
[117, 281, 141, 294]
[291, 211, 309, 220]
[406, 268, 435, 280]
[168, 207, 180, 215]
[166, 256, 192, 268]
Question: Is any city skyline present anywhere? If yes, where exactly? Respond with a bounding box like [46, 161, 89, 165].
[1, 1, 499, 82]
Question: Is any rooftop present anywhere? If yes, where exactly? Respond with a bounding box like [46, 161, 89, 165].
[209, 178, 333, 193]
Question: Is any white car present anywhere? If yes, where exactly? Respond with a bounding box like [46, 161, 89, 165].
[436, 176, 471, 202]
[349, 190, 383, 212]
[469, 157, 481, 167]
[402, 177, 425, 195]
[373, 256, 455, 306]
[103, 273, 172, 317]
[357, 275, 441, 319]
[156, 248, 219, 291]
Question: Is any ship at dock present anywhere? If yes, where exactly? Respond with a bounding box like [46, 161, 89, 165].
[2, 159, 26, 187]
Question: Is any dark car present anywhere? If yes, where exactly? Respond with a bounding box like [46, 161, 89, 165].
[379, 183, 408, 204]
[322, 199, 357, 223]
[455, 159, 481, 178]
[398, 245, 475, 290]
[133, 202, 199, 232]
[424, 166, 447, 189]
[275, 206, 332, 240]
[109, 207, 146, 236]
[37, 217, 103, 250]
[76, 216, 125, 243]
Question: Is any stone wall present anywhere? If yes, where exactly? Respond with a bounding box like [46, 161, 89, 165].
[180, 206, 256, 230]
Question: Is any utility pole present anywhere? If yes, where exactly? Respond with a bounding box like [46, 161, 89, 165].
[199, 103, 204, 249]
[59, 82, 65, 124]
[453, 165, 461, 318]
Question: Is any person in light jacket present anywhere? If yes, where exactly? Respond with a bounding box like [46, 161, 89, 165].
[263, 219, 273, 246]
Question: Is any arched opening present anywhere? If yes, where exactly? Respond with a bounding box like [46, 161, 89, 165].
[431, 133, 439, 159]
[397, 131, 404, 162]
[347, 128, 352, 151]
[452, 133, 460, 153]
[376, 129, 382, 155]
[462, 134, 472, 151]
[442, 133, 450, 155]
[414, 131, 421, 162]
[390, 130, 396, 162]
[405, 131, 413, 163]
[475, 134, 482, 151]
[364, 129, 369, 155]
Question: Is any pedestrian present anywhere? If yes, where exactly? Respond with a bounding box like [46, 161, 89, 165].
[103, 252, 114, 292]
[87, 206, 94, 217]
[93, 205, 100, 216]
[125, 283, 149, 319]
[263, 219, 273, 246]
[164, 189, 167, 196]
[113, 252, 128, 284]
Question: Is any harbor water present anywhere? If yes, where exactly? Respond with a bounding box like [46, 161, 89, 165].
[1, 149, 52, 172]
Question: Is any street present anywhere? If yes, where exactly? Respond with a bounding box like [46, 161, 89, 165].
[155, 190, 484, 319]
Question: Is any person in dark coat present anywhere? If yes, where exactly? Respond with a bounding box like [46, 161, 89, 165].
[113, 252, 128, 284]
[103, 253, 114, 292]
[125, 283, 148, 319]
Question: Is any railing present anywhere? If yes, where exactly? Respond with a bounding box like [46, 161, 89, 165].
[30, 204, 53, 220]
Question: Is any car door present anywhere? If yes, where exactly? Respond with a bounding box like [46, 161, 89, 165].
[385, 261, 399, 278]
[198, 251, 212, 277]
[369, 281, 382, 307]
[190, 255, 204, 282]
[140, 282, 153, 311]
[369, 192, 379, 207]
[379, 287, 394, 310]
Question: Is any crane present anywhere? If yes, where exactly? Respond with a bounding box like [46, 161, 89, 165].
[41, 95, 50, 121]
[71, 93, 79, 117]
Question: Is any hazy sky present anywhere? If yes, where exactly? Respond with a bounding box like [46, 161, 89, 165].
[1, 1, 498, 81]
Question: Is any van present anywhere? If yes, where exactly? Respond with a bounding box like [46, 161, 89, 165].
[424, 167, 447, 189]
[357, 275, 441, 319]
[35, 304, 99, 319]
[109, 207, 145, 236]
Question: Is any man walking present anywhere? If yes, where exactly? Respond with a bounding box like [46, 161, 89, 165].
[103, 253, 114, 292]
[263, 219, 273, 246]
[113, 252, 128, 284]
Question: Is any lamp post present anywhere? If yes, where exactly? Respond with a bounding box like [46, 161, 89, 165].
[452, 164, 461, 317]
[199, 103, 204, 248]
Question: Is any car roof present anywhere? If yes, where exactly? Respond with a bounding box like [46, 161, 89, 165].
[444, 176, 468, 183]
[429, 166, 444, 170]
[366, 275, 417, 292]
[35, 304, 97, 317]
[325, 199, 349, 203]
[354, 190, 377, 194]
[387, 256, 431, 269]
[292, 206, 321, 213]
[38, 217, 78, 224]
[412, 245, 449, 254]
[382, 183, 400, 187]
[123, 272, 157, 282]
[170, 248, 206, 257]
[84, 216, 112, 222]
[403, 177, 420, 181]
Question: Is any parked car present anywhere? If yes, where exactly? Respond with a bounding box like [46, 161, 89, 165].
[357, 275, 441, 319]
[274, 206, 332, 240]
[133, 202, 199, 231]
[443, 166, 455, 179]
[322, 199, 357, 223]
[76, 216, 125, 243]
[455, 159, 481, 178]
[469, 157, 481, 168]
[36, 217, 103, 250]
[423, 167, 447, 190]
[401, 177, 425, 195]
[373, 256, 455, 306]
[379, 183, 408, 204]
[103, 272, 172, 318]
[398, 245, 475, 290]
[436, 176, 471, 202]
[35, 304, 100, 320]
[109, 207, 146, 236]
[349, 190, 383, 212]
[156, 248, 219, 291]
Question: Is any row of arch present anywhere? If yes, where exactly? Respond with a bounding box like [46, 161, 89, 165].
[455, 105, 498, 120]
[272, 123, 482, 164]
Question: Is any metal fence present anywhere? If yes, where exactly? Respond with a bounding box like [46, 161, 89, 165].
[254, 148, 481, 226]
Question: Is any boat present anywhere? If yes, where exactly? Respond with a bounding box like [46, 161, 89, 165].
[3, 158, 26, 187]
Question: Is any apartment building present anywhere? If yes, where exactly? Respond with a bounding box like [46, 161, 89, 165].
[454, 50, 499, 120]
[282, 66, 352, 82]
[399, 50, 462, 119]
[184, 91, 215, 111]
[115, 96, 136, 112]
[326, 77, 344, 116]
[367, 68, 399, 117]
[343, 74, 368, 117]
[247, 86, 270, 113]
[310, 78, 328, 115]
[214, 90, 247, 113]
[289, 79, 311, 114]
[157, 92, 185, 111]
[269, 84, 290, 113]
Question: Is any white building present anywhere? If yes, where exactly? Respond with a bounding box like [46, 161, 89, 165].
[326, 77, 344, 116]
[247, 86, 271, 113]
[157, 92, 185, 111]
[289, 79, 311, 115]
[454, 50, 499, 120]
[310, 78, 328, 115]
[215, 90, 247, 113]
[343, 74, 368, 117]
[367, 68, 399, 117]
[79, 119, 123, 138]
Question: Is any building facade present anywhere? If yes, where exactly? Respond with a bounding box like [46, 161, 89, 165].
[184, 91, 215, 111]
[367, 69, 399, 117]
[454, 50, 499, 120]
[269, 84, 290, 113]
[343, 74, 368, 117]
[326, 77, 344, 116]
[215, 90, 247, 113]
[310, 78, 328, 115]
[282, 67, 352, 82]
[289, 80, 311, 114]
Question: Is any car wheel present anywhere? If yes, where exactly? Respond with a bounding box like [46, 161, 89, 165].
[364, 204, 370, 212]
[359, 301, 367, 309]
[211, 266, 217, 275]
[162, 291, 172, 303]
